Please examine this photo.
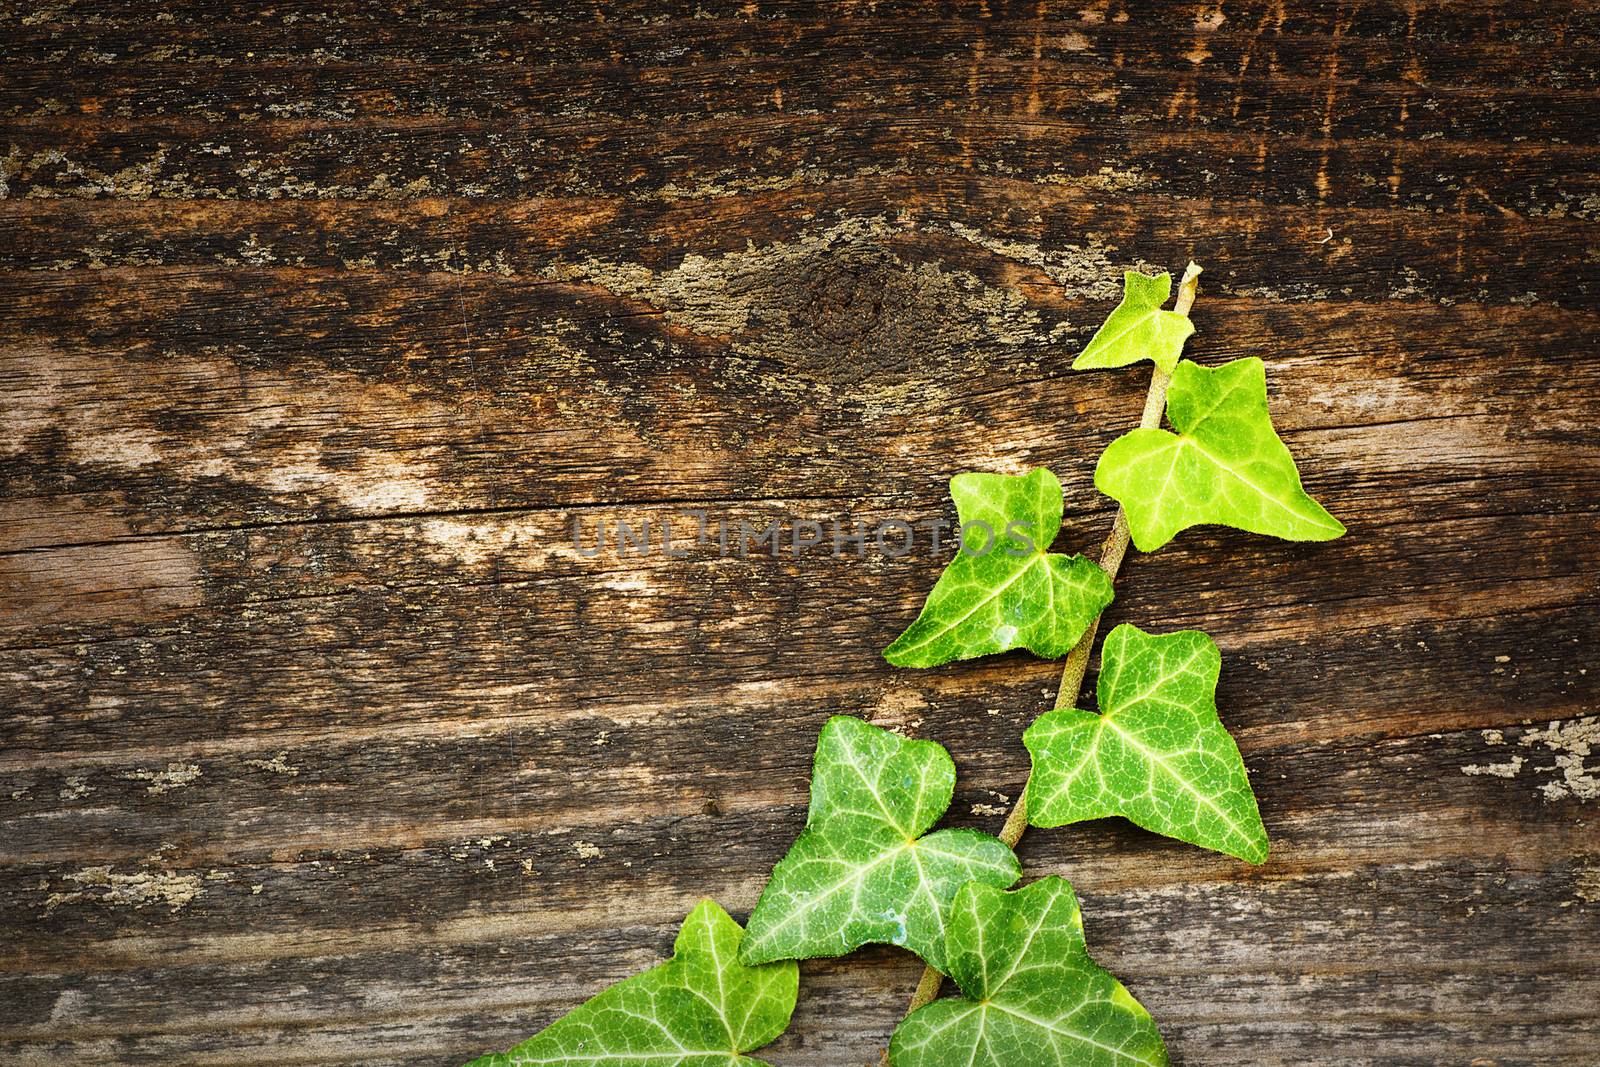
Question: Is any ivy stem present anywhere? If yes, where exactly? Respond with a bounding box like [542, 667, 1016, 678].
[880, 262, 1203, 1063]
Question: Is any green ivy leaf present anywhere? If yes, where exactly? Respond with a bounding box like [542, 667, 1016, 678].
[1024, 623, 1268, 864]
[888, 877, 1168, 1067]
[1095, 357, 1345, 552]
[465, 899, 798, 1067]
[740, 716, 1020, 972]
[884, 468, 1115, 668]
[1071, 270, 1195, 375]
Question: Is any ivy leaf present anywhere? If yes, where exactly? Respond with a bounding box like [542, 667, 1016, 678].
[465, 899, 798, 1067]
[1095, 357, 1345, 552]
[884, 468, 1115, 668]
[889, 877, 1168, 1067]
[1071, 270, 1195, 374]
[739, 716, 1020, 973]
[1024, 623, 1268, 864]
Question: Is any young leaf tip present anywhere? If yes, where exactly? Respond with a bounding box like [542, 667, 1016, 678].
[1072, 269, 1196, 375]
[1126, 268, 1172, 304]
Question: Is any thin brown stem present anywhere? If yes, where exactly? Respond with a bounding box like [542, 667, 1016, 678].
[879, 262, 1202, 1064]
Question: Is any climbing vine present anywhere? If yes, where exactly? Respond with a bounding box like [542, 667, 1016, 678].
[465, 262, 1345, 1066]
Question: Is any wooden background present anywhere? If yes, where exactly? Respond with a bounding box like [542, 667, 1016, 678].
[2, 2, 1597, 1064]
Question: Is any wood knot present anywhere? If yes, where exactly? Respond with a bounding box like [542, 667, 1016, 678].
[798, 256, 896, 344]
[782, 249, 926, 385]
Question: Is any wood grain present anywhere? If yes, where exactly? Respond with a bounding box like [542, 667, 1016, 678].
[2, 2, 1597, 1064]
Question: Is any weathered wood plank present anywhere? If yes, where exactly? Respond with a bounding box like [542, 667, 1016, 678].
[5, 113, 1596, 217]
[3, 182, 1598, 307]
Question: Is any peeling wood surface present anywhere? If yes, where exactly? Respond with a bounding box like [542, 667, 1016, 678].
[2, 2, 1598, 1064]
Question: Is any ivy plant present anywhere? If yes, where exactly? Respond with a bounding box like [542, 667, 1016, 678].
[461, 263, 1344, 1065]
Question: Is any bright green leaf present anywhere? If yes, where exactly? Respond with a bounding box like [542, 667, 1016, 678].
[464, 899, 798, 1067]
[889, 877, 1168, 1067]
[739, 716, 1020, 972]
[1024, 623, 1268, 864]
[884, 468, 1115, 668]
[1095, 357, 1345, 552]
[1071, 270, 1195, 375]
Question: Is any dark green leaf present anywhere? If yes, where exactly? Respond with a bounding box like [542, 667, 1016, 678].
[740, 716, 1019, 972]
[465, 899, 798, 1067]
[889, 877, 1168, 1066]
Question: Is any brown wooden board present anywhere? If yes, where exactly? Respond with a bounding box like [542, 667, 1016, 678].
[1, 2, 1597, 1064]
